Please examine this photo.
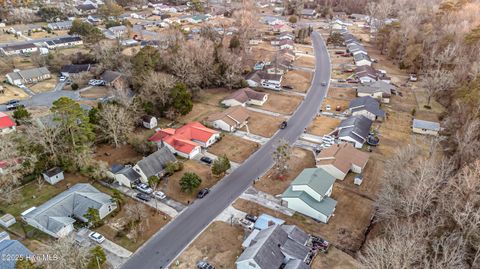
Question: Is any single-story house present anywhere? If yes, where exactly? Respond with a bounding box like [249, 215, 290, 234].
[0, 112, 16, 134]
[142, 115, 157, 129]
[412, 119, 441, 136]
[206, 106, 249, 132]
[8, 24, 43, 35]
[316, 143, 369, 180]
[245, 71, 282, 90]
[110, 164, 142, 188]
[149, 122, 220, 159]
[0, 214, 16, 228]
[356, 80, 395, 103]
[236, 224, 311, 269]
[348, 96, 385, 121]
[336, 115, 373, 148]
[0, 240, 32, 269]
[47, 20, 73, 30]
[301, 8, 317, 18]
[104, 25, 128, 39]
[282, 168, 337, 223]
[76, 3, 97, 14]
[353, 53, 372, 67]
[22, 183, 117, 238]
[0, 43, 38, 56]
[221, 88, 268, 107]
[6, 67, 51, 86]
[45, 36, 83, 49]
[355, 66, 384, 84]
[60, 64, 92, 77]
[264, 58, 292, 75]
[42, 167, 64, 185]
[133, 147, 177, 182]
[100, 70, 124, 89]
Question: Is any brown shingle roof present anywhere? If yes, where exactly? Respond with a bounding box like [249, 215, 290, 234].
[316, 143, 369, 174]
[206, 106, 249, 127]
[224, 88, 266, 103]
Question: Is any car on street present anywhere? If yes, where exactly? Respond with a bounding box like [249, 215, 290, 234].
[197, 260, 215, 269]
[136, 192, 152, 202]
[153, 191, 166, 200]
[280, 121, 288, 129]
[4, 100, 19, 106]
[88, 232, 105, 244]
[200, 156, 213, 165]
[197, 188, 210, 198]
[321, 81, 327, 86]
[136, 183, 153, 194]
[245, 214, 258, 223]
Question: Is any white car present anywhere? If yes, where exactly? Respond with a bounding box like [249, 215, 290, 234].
[153, 191, 166, 200]
[325, 104, 331, 111]
[239, 218, 254, 230]
[88, 232, 105, 244]
[59, 76, 67, 82]
[136, 183, 153, 194]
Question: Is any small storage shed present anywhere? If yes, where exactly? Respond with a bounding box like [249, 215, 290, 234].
[42, 167, 64, 185]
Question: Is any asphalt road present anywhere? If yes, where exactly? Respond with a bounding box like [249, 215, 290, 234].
[121, 31, 332, 269]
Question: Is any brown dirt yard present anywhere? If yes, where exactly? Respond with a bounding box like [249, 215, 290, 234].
[95, 194, 171, 252]
[196, 88, 232, 106]
[179, 102, 223, 123]
[208, 134, 259, 163]
[234, 186, 375, 255]
[94, 144, 143, 166]
[327, 87, 356, 100]
[29, 77, 58, 93]
[295, 44, 314, 55]
[176, 221, 244, 269]
[312, 246, 361, 269]
[294, 55, 316, 68]
[256, 148, 316, 195]
[0, 84, 29, 104]
[262, 91, 303, 114]
[80, 86, 111, 99]
[240, 111, 284, 137]
[307, 116, 341, 136]
[282, 70, 313, 93]
[162, 160, 214, 205]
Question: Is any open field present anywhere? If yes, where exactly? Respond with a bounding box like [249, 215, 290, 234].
[179, 102, 223, 123]
[294, 55, 316, 68]
[282, 70, 313, 93]
[80, 86, 111, 99]
[94, 144, 143, 166]
[95, 195, 171, 252]
[255, 148, 316, 195]
[307, 116, 341, 136]
[196, 88, 232, 106]
[240, 111, 283, 137]
[162, 160, 214, 205]
[262, 91, 303, 114]
[29, 77, 58, 93]
[208, 134, 259, 163]
[176, 221, 244, 269]
[295, 44, 314, 55]
[0, 83, 29, 104]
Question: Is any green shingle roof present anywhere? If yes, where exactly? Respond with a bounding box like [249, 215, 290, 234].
[289, 168, 335, 196]
[282, 186, 337, 216]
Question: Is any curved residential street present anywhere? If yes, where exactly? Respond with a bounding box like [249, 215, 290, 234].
[121, 31, 332, 269]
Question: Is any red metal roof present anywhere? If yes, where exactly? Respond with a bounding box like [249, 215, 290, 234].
[0, 112, 15, 129]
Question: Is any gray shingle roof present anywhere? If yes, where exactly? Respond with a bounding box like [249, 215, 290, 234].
[284, 259, 310, 269]
[349, 96, 385, 118]
[7, 67, 50, 81]
[101, 70, 122, 84]
[338, 115, 373, 143]
[43, 167, 63, 177]
[118, 166, 142, 182]
[282, 225, 309, 245]
[23, 184, 114, 236]
[137, 147, 176, 178]
[357, 80, 395, 95]
[354, 53, 371, 63]
[0, 240, 32, 269]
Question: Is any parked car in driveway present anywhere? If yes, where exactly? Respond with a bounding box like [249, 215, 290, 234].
[59, 76, 67, 82]
[136, 192, 152, 202]
[239, 218, 254, 230]
[282, 85, 293, 90]
[136, 183, 153, 194]
[200, 156, 213, 165]
[153, 191, 166, 200]
[197, 260, 215, 269]
[245, 214, 258, 223]
[197, 188, 210, 198]
[88, 232, 105, 244]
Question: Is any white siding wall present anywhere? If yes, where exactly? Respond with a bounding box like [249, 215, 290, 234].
[221, 99, 245, 107]
[352, 110, 376, 121]
[317, 164, 347, 180]
[282, 198, 329, 223]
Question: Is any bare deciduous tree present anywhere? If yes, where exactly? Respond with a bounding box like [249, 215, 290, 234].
[37, 236, 91, 269]
[98, 103, 134, 148]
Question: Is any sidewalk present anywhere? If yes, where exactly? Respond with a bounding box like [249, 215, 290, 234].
[231, 130, 270, 145]
[246, 106, 290, 118]
[240, 186, 295, 216]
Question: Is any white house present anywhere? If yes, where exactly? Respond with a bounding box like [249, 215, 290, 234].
[282, 168, 337, 223]
[246, 71, 282, 90]
[316, 143, 369, 180]
[412, 119, 441, 136]
[221, 88, 268, 107]
[0, 43, 38, 56]
[356, 80, 395, 103]
[206, 106, 249, 132]
[110, 164, 142, 188]
[349, 96, 385, 121]
[337, 115, 373, 148]
[353, 53, 372, 67]
[42, 167, 64, 185]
